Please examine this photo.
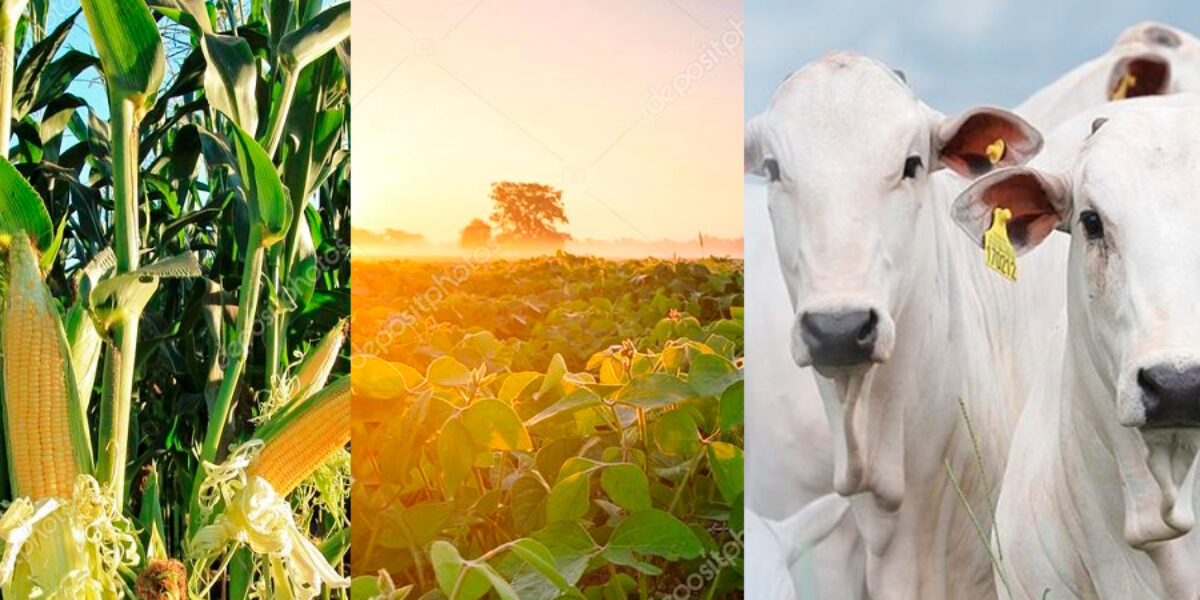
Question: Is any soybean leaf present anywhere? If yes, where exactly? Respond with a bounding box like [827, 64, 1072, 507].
[613, 373, 694, 409]
[535, 353, 567, 399]
[426, 356, 471, 387]
[430, 541, 489, 600]
[461, 400, 533, 451]
[600, 463, 651, 511]
[508, 538, 572, 592]
[498, 371, 540, 404]
[533, 521, 596, 586]
[380, 501, 452, 550]
[349, 575, 383, 599]
[525, 388, 601, 427]
[350, 355, 412, 399]
[546, 471, 589, 523]
[510, 473, 548, 534]
[476, 563, 519, 600]
[438, 417, 475, 495]
[601, 548, 662, 575]
[707, 441, 745, 503]
[719, 380, 744, 429]
[607, 509, 703, 560]
[534, 437, 584, 483]
[653, 409, 702, 457]
[688, 353, 740, 397]
[731, 493, 744, 533]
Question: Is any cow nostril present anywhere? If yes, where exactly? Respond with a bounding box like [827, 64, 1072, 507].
[857, 311, 878, 345]
[1138, 368, 1156, 394]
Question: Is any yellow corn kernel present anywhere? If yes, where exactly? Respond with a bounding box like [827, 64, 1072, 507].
[2, 238, 86, 499]
[247, 377, 349, 496]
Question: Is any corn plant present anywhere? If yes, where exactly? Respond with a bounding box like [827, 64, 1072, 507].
[0, 0, 350, 597]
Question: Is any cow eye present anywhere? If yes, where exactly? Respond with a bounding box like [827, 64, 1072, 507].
[1080, 210, 1104, 239]
[764, 158, 780, 182]
[902, 155, 923, 179]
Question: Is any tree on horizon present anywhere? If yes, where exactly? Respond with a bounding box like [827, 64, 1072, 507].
[460, 218, 492, 248]
[488, 181, 570, 247]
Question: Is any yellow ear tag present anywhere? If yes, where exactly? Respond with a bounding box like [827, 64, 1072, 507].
[985, 138, 1006, 165]
[1112, 73, 1137, 100]
[984, 207, 1017, 281]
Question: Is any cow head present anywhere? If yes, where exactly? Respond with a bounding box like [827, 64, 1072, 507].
[953, 106, 1200, 542]
[1108, 22, 1200, 99]
[745, 53, 1041, 376]
[1019, 22, 1200, 130]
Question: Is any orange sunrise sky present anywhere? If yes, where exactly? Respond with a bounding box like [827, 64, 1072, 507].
[352, 0, 743, 244]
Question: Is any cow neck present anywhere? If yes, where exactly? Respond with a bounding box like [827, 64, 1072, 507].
[1059, 326, 1200, 596]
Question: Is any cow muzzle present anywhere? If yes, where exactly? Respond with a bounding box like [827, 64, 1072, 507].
[791, 302, 895, 371]
[1138, 363, 1200, 428]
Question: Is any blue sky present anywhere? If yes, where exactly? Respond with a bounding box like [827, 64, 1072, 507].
[746, 0, 1200, 117]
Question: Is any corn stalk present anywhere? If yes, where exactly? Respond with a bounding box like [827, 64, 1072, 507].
[81, 0, 166, 503]
[188, 122, 291, 537]
[261, 2, 350, 388]
[0, 0, 27, 160]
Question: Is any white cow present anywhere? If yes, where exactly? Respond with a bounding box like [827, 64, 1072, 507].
[745, 180, 867, 599]
[1017, 21, 1200, 129]
[745, 51, 1060, 599]
[746, 22, 1200, 600]
[952, 98, 1200, 599]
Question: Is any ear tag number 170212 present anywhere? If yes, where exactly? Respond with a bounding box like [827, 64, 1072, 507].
[984, 207, 1017, 281]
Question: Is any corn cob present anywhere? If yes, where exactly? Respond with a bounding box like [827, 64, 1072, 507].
[246, 376, 349, 496]
[290, 317, 347, 404]
[1, 236, 92, 499]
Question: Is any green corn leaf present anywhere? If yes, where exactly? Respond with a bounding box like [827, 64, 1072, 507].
[0, 155, 52, 252]
[201, 33, 259, 132]
[228, 121, 292, 245]
[12, 8, 78, 119]
[278, 2, 350, 72]
[80, 0, 166, 108]
[148, 0, 213, 33]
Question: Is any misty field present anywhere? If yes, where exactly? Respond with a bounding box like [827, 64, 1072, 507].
[350, 253, 746, 599]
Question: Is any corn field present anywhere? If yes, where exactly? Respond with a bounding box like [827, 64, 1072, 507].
[0, 0, 350, 598]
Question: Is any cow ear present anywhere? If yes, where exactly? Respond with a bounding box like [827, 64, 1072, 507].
[1108, 53, 1170, 100]
[951, 166, 1070, 255]
[745, 115, 766, 176]
[933, 107, 1043, 178]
